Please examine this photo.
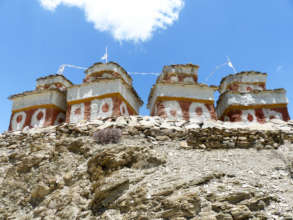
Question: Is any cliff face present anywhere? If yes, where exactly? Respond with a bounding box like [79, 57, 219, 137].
[1, 116, 293, 220]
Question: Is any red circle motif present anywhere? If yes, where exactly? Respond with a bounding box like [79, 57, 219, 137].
[170, 109, 177, 117]
[247, 113, 253, 122]
[16, 115, 23, 123]
[37, 111, 44, 121]
[196, 107, 203, 116]
[247, 87, 252, 92]
[102, 103, 109, 113]
[74, 108, 81, 115]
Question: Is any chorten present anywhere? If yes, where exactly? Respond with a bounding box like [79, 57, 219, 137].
[66, 62, 143, 123]
[147, 64, 217, 121]
[216, 71, 290, 123]
[8, 74, 72, 131]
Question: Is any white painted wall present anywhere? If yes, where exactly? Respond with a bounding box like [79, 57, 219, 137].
[263, 109, 283, 120]
[189, 102, 212, 122]
[241, 109, 258, 123]
[70, 103, 85, 123]
[161, 101, 183, 120]
[67, 79, 141, 113]
[217, 90, 288, 118]
[11, 112, 26, 131]
[96, 98, 113, 118]
[12, 90, 67, 111]
[154, 100, 213, 121]
[220, 73, 267, 94]
[90, 99, 101, 121]
[120, 101, 129, 116]
[89, 98, 129, 121]
[224, 109, 283, 123]
[148, 83, 215, 113]
[31, 108, 46, 128]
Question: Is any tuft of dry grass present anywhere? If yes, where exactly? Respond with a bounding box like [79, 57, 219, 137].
[93, 128, 122, 145]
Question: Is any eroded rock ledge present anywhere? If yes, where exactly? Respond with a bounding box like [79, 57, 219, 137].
[0, 116, 293, 219]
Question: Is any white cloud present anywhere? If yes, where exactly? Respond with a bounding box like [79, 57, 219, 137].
[39, 0, 184, 42]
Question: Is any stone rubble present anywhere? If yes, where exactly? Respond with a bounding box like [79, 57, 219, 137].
[0, 116, 293, 219]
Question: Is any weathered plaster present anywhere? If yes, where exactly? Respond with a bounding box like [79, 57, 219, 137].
[69, 96, 134, 123]
[67, 79, 141, 113]
[36, 75, 72, 91]
[157, 64, 199, 84]
[152, 100, 216, 121]
[11, 90, 67, 112]
[148, 83, 216, 113]
[222, 107, 290, 123]
[9, 107, 65, 131]
[31, 108, 46, 128]
[119, 101, 129, 116]
[85, 62, 132, 86]
[219, 72, 267, 94]
[216, 89, 288, 119]
[189, 102, 214, 122]
[11, 112, 27, 131]
[69, 103, 85, 123]
[238, 83, 265, 93]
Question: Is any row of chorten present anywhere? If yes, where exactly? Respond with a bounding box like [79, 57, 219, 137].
[8, 62, 290, 131]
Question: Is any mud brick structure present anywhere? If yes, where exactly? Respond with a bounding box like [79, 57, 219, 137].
[66, 62, 143, 123]
[8, 75, 72, 131]
[147, 64, 217, 121]
[217, 71, 290, 123]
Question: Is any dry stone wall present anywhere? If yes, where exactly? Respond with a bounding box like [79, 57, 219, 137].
[187, 127, 291, 150]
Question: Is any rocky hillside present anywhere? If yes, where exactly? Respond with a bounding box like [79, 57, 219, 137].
[1, 116, 293, 220]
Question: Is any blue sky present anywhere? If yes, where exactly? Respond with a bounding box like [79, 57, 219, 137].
[1, 0, 293, 132]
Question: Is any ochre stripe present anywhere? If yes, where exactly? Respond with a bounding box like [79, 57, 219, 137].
[67, 93, 138, 115]
[12, 104, 65, 113]
[221, 103, 288, 117]
[155, 96, 214, 104]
